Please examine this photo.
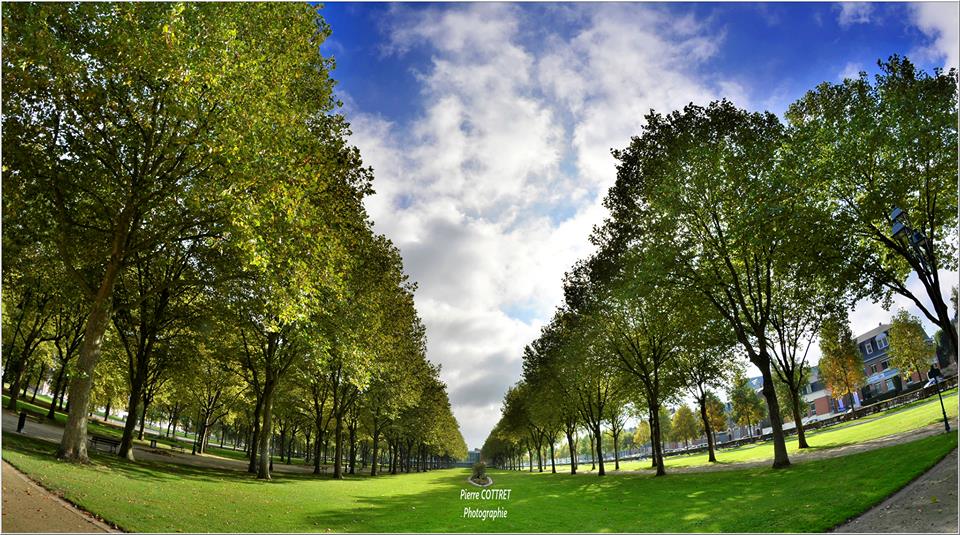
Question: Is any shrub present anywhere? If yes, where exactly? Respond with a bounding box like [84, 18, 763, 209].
[471, 461, 486, 481]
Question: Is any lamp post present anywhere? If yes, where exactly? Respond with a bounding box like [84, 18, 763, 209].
[890, 206, 957, 363]
[927, 365, 951, 432]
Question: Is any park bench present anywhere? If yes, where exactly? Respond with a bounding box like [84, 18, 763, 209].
[148, 437, 186, 453]
[89, 435, 122, 454]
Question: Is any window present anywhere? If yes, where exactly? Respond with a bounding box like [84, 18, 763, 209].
[885, 379, 896, 392]
[864, 341, 874, 355]
[808, 402, 817, 415]
[870, 365, 878, 374]
[881, 361, 889, 370]
[876, 336, 889, 349]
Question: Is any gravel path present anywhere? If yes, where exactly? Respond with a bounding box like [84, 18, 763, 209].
[1, 461, 114, 533]
[832, 447, 958, 533]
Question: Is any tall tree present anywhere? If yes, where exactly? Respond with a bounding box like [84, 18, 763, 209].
[610, 100, 799, 468]
[786, 57, 959, 361]
[3, 3, 348, 462]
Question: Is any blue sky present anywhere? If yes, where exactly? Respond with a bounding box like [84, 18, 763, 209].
[316, 2, 959, 449]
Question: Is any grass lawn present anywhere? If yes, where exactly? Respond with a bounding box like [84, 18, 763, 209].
[2, 395, 194, 453]
[2, 429, 956, 532]
[600, 388, 959, 472]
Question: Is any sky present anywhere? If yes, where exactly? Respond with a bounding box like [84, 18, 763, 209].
[317, 2, 959, 450]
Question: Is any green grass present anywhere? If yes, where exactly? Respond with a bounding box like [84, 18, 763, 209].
[2, 430, 956, 532]
[598, 388, 959, 472]
[2, 395, 194, 452]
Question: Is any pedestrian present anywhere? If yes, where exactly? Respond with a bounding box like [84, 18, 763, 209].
[17, 410, 27, 433]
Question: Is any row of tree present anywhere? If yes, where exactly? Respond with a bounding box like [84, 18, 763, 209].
[482, 56, 957, 476]
[2, 3, 466, 479]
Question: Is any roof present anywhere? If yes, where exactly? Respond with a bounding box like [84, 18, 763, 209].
[855, 323, 891, 343]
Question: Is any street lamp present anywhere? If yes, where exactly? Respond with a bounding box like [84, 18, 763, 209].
[927, 365, 951, 432]
[890, 206, 932, 278]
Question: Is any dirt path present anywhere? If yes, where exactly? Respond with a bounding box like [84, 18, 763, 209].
[832, 447, 958, 533]
[1, 461, 114, 533]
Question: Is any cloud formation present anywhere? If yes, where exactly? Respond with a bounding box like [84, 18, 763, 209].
[347, 4, 731, 447]
[342, 3, 957, 448]
[836, 3, 874, 27]
[909, 3, 960, 69]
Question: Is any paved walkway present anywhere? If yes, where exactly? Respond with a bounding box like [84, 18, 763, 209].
[2, 461, 114, 533]
[833, 447, 958, 533]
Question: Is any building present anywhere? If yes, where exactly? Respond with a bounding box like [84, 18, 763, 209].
[855, 323, 934, 402]
[801, 365, 840, 420]
[467, 448, 481, 464]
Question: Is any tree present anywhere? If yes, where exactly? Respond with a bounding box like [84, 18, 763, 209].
[729, 372, 764, 438]
[609, 100, 801, 468]
[670, 405, 699, 448]
[818, 317, 866, 407]
[4, 3, 351, 463]
[786, 57, 958, 362]
[676, 305, 734, 463]
[705, 392, 728, 444]
[633, 420, 651, 450]
[888, 309, 935, 380]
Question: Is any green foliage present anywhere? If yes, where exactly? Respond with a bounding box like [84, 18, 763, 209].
[705, 392, 728, 434]
[471, 461, 487, 481]
[728, 372, 764, 430]
[669, 405, 699, 445]
[818, 317, 866, 399]
[888, 309, 935, 379]
[786, 56, 958, 353]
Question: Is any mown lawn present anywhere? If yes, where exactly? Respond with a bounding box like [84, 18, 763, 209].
[601, 388, 959, 472]
[2, 395, 194, 452]
[2, 429, 956, 532]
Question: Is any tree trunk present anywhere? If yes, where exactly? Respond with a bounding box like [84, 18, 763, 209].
[594, 425, 605, 476]
[549, 440, 556, 473]
[57, 229, 128, 463]
[698, 396, 717, 463]
[6, 355, 28, 411]
[30, 363, 46, 403]
[104, 399, 111, 422]
[47, 366, 67, 420]
[790, 391, 809, 449]
[589, 435, 595, 471]
[370, 427, 381, 476]
[137, 396, 150, 441]
[565, 428, 577, 475]
[613, 429, 620, 471]
[650, 402, 666, 476]
[248, 396, 262, 474]
[257, 379, 278, 480]
[758, 359, 791, 468]
[348, 421, 357, 475]
[117, 377, 146, 461]
[313, 432, 323, 475]
[57, 378, 69, 410]
[333, 414, 344, 479]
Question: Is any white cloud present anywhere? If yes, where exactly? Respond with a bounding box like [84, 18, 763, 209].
[909, 3, 960, 69]
[836, 3, 874, 27]
[838, 61, 863, 80]
[347, 4, 728, 448]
